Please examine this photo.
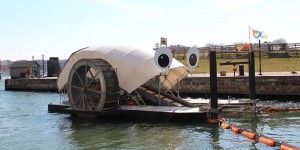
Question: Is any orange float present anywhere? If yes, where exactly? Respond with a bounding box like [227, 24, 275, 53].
[208, 119, 219, 124]
[288, 108, 300, 111]
[241, 130, 256, 139]
[259, 136, 276, 146]
[231, 126, 240, 134]
[280, 143, 300, 150]
[221, 122, 230, 129]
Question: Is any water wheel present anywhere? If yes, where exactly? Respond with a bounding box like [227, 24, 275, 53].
[67, 59, 119, 112]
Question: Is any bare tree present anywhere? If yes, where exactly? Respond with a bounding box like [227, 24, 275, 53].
[204, 43, 224, 47]
[233, 41, 248, 44]
[272, 38, 287, 44]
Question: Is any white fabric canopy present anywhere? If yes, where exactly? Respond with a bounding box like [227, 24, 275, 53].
[57, 45, 189, 93]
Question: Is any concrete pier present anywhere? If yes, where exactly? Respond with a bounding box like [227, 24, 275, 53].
[4, 73, 300, 97]
[5, 78, 58, 92]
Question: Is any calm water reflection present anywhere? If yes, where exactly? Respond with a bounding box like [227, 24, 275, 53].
[0, 81, 299, 149]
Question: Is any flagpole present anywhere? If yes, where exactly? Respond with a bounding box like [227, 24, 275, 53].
[249, 26, 251, 43]
[259, 39, 262, 75]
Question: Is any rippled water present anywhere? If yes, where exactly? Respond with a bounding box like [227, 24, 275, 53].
[0, 81, 299, 150]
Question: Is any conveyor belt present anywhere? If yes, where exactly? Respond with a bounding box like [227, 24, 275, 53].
[138, 85, 195, 107]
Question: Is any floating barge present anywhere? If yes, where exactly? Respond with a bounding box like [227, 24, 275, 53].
[48, 103, 208, 122]
[46, 46, 212, 122]
[46, 46, 262, 122]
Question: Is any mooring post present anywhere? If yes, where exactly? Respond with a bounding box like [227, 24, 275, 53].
[248, 51, 256, 113]
[248, 51, 256, 100]
[209, 51, 218, 121]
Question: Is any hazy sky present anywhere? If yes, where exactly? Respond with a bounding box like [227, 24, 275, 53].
[1, 0, 300, 60]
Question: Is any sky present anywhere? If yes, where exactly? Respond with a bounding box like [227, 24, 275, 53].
[1, 0, 300, 61]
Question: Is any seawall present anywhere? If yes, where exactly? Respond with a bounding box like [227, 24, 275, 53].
[178, 76, 300, 96]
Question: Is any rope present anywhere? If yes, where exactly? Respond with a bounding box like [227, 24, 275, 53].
[58, 85, 68, 104]
[224, 52, 250, 64]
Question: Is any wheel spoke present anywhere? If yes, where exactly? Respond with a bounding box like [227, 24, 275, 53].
[84, 94, 93, 110]
[74, 93, 82, 103]
[70, 93, 81, 109]
[77, 94, 84, 109]
[87, 93, 96, 110]
[75, 68, 84, 86]
[93, 70, 102, 80]
[87, 69, 102, 87]
[70, 85, 83, 91]
[87, 88, 102, 94]
[74, 94, 82, 109]
[86, 69, 94, 88]
[88, 69, 94, 78]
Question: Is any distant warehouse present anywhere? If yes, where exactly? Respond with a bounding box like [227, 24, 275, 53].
[10, 61, 40, 79]
[47, 57, 61, 77]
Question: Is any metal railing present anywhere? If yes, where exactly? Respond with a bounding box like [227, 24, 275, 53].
[172, 43, 300, 60]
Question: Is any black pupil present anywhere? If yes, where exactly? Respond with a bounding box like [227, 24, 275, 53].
[189, 54, 197, 66]
[158, 54, 169, 68]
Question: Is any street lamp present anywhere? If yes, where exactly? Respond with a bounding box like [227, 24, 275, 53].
[42, 54, 45, 78]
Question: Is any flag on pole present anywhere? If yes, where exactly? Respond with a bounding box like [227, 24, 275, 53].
[160, 37, 167, 46]
[250, 27, 267, 40]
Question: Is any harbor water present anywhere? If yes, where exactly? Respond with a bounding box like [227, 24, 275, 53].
[0, 80, 300, 150]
